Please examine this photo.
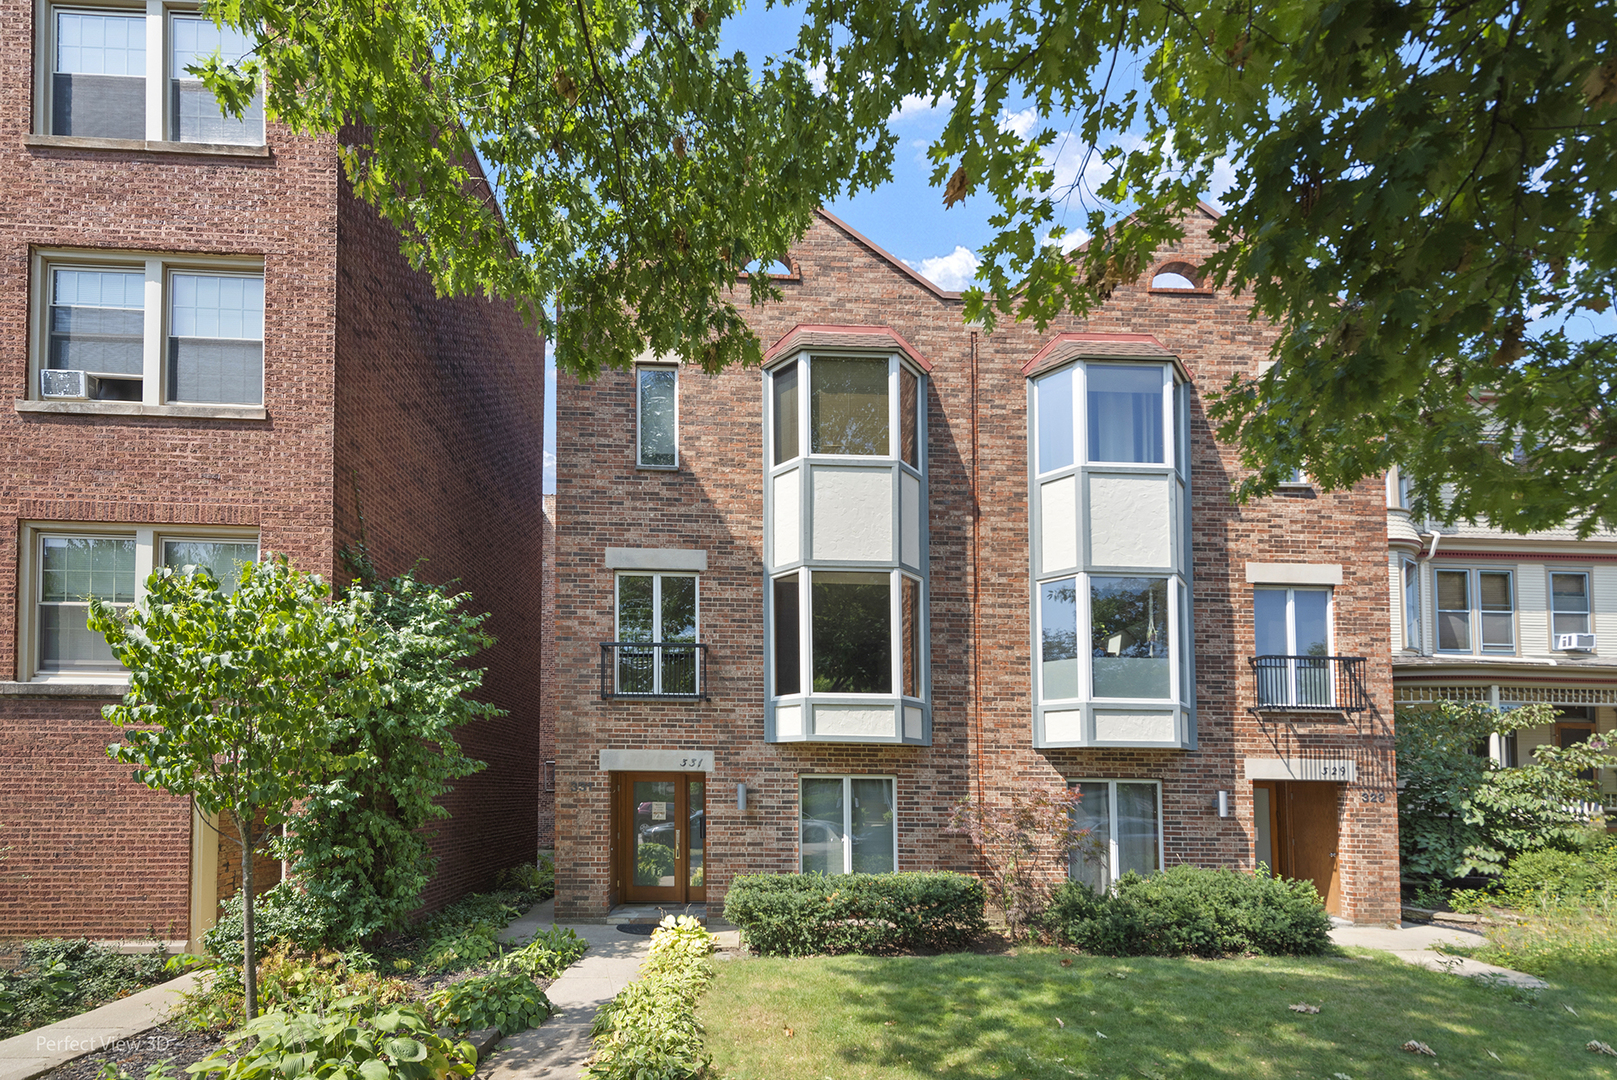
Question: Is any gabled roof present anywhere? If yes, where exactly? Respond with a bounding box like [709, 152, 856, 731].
[763, 324, 934, 372]
[1021, 333, 1176, 377]
[812, 209, 963, 302]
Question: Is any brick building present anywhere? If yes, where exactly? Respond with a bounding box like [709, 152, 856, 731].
[0, 1, 545, 950]
[548, 207, 1401, 926]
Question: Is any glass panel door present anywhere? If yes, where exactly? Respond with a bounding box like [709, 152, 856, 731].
[688, 779, 706, 899]
[631, 779, 679, 897]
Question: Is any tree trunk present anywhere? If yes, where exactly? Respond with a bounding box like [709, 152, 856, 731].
[238, 812, 258, 1020]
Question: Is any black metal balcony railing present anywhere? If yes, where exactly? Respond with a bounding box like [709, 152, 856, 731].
[600, 642, 708, 700]
[1249, 655, 1369, 713]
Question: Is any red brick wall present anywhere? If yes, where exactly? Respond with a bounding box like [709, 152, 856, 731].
[332, 183, 546, 910]
[539, 493, 556, 848]
[552, 209, 1400, 924]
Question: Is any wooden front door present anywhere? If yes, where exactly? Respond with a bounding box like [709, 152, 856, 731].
[617, 773, 707, 903]
[1254, 780, 1342, 915]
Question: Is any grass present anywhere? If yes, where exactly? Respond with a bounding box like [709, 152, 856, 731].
[700, 946, 1617, 1079]
[1441, 897, 1617, 977]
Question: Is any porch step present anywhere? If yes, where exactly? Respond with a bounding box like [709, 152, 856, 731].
[609, 902, 708, 925]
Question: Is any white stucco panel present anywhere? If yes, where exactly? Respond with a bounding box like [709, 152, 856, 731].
[812, 466, 893, 562]
[1040, 476, 1078, 572]
[1043, 709, 1084, 743]
[813, 704, 896, 738]
[903, 705, 923, 741]
[775, 703, 802, 738]
[1089, 473, 1172, 568]
[772, 468, 801, 566]
[1093, 710, 1176, 743]
[901, 472, 922, 568]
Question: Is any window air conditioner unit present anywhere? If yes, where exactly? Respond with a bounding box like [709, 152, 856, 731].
[40, 369, 96, 400]
[1556, 633, 1597, 652]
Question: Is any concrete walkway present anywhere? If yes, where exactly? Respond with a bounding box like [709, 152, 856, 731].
[0, 971, 204, 1080]
[1330, 921, 1547, 988]
[482, 899, 653, 1080]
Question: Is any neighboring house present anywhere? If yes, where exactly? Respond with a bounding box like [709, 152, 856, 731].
[0, 2, 546, 952]
[1387, 471, 1617, 816]
[546, 207, 1402, 925]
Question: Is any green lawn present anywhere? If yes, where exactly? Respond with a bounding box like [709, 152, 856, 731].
[700, 947, 1617, 1079]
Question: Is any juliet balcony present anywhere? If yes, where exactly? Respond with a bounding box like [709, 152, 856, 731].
[1249, 654, 1369, 714]
[600, 642, 708, 700]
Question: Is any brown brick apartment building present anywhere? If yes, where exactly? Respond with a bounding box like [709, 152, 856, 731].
[0, 2, 545, 949]
[548, 207, 1401, 925]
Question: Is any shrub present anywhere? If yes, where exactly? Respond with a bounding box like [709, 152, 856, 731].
[495, 854, 556, 899]
[1045, 865, 1333, 957]
[584, 916, 715, 1080]
[0, 939, 177, 1039]
[190, 998, 475, 1080]
[206, 883, 337, 969]
[427, 972, 551, 1036]
[1452, 835, 1617, 911]
[723, 872, 987, 957]
[177, 944, 412, 1032]
[495, 927, 589, 981]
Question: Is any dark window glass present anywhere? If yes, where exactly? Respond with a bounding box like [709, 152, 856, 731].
[773, 364, 799, 465]
[1436, 569, 1471, 650]
[812, 571, 891, 693]
[773, 574, 800, 696]
[811, 359, 888, 456]
[1087, 365, 1163, 463]
[1551, 573, 1590, 636]
[1479, 571, 1514, 650]
[900, 367, 919, 467]
[901, 576, 920, 697]
[637, 368, 677, 467]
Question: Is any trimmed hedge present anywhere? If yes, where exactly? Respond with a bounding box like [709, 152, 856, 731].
[723, 871, 987, 956]
[1044, 865, 1333, 957]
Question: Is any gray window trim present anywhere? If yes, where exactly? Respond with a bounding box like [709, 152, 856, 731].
[1067, 778, 1165, 889]
[797, 773, 898, 874]
[1431, 565, 1516, 655]
[634, 364, 679, 470]
[1549, 568, 1592, 644]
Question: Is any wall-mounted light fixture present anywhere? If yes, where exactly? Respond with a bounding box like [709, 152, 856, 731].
[737, 783, 748, 812]
[1217, 790, 1231, 818]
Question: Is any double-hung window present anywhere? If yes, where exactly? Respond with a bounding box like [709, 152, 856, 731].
[1030, 360, 1192, 748]
[1253, 586, 1332, 706]
[35, 254, 265, 407]
[44, 6, 264, 145]
[799, 775, 896, 875]
[614, 572, 698, 695]
[636, 366, 678, 468]
[765, 350, 928, 744]
[28, 527, 258, 680]
[1403, 559, 1422, 651]
[1434, 568, 1514, 653]
[1551, 572, 1591, 642]
[1069, 780, 1161, 892]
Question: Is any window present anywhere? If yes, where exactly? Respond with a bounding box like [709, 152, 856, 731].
[1551, 572, 1591, 639]
[28, 526, 257, 679]
[35, 255, 264, 406]
[614, 573, 697, 695]
[1434, 568, 1514, 653]
[636, 366, 677, 468]
[1403, 559, 1422, 651]
[1069, 780, 1161, 891]
[764, 351, 929, 743]
[1253, 586, 1332, 706]
[43, 6, 263, 145]
[799, 776, 895, 875]
[1029, 360, 1190, 746]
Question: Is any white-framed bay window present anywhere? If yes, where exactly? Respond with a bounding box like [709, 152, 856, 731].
[799, 775, 897, 875]
[764, 349, 928, 744]
[1069, 779, 1162, 892]
[40, 4, 264, 145]
[30, 251, 266, 412]
[1030, 359, 1193, 748]
[22, 523, 258, 681]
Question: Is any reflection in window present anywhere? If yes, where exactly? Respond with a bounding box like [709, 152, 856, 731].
[773, 574, 800, 695]
[615, 573, 697, 695]
[1551, 572, 1590, 637]
[1254, 587, 1331, 706]
[1087, 365, 1163, 464]
[812, 572, 891, 693]
[900, 367, 919, 468]
[1036, 366, 1074, 473]
[1041, 577, 1079, 700]
[1070, 780, 1160, 891]
[772, 363, 798, 465]
[39, 536, 136, 673]
[811, 359, 888, 456]
[1435, 570, 1471, 651]
[1403, 559, 1421, 650]
[1091, 577, 1169, 699]
[637, 367, 678, 467]
[901, 576, 920, 697]
[801, 776, 896, 875]
[161, 539, 257, 594]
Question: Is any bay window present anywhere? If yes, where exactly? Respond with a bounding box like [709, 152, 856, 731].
[1030, 359, 1193, 748]
[765, 350, 928, 743]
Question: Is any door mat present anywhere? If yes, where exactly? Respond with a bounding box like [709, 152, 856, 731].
[615, 924, 659, 935]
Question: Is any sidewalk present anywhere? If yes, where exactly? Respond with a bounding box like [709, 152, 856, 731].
[0, 971, 203, 1080]
[1329, 921, 1547, 988]
[482, 899, 652, 1080]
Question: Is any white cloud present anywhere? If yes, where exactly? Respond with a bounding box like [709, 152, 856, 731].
[999, 107, 1038, 139]
[806, 63, 827, 94]
[906, 246, 981, 291]
[892, 94, 951, 123]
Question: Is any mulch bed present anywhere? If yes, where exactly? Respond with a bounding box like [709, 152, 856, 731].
[39, 1025, 226, 1080]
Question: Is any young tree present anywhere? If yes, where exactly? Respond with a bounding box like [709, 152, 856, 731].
[91, 557, 379, 1019]
[1397, 700, 1615, 881]
[948, 788, 1104, 939]
[278, 548, 495, 945]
